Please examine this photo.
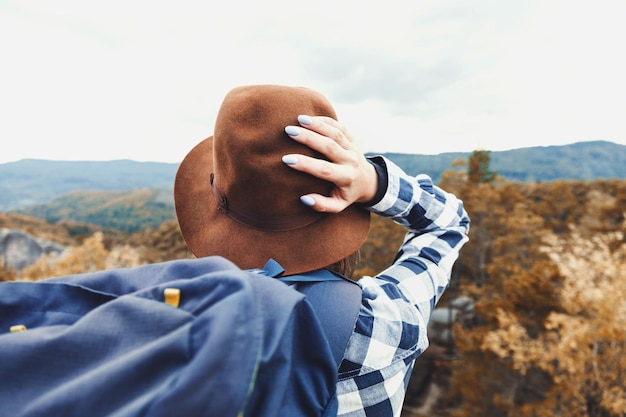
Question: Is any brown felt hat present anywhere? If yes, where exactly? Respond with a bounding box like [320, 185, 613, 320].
[174, 85, 370, 275]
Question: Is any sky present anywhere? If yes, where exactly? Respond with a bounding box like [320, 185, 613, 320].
[1, 0, 625, 164]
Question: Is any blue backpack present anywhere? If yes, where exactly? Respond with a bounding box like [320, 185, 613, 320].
[0, 256, 361, 417]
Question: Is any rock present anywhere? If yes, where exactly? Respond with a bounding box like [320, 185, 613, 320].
[1, 228, 64, 270]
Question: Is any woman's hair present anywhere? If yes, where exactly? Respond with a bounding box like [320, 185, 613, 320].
[326, 250, 360, 279]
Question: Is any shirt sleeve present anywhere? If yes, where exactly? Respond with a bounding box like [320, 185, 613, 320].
[336, 156, 470, 417]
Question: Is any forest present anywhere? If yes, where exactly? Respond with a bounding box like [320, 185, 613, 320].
[2, 151, 625, 417]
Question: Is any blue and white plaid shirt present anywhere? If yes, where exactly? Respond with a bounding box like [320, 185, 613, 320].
[337, 157, 470, 417]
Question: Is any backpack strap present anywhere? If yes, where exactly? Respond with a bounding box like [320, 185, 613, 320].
[256, 259, 362, 367]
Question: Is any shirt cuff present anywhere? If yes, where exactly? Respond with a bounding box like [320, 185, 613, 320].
[361, 156, 389, 207]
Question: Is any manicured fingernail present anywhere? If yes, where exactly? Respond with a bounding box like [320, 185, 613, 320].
[282, 154, 298, 165]
[298, 115, 312, 125]
[300, 196, 315, 207]
[285, 126, 299, 136]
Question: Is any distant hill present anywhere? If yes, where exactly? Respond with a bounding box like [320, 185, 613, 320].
[1, 141, 625, 230]
[375, 140, 626, 182]
[17, 188, 175, 233]
[0, 159, 177, 211]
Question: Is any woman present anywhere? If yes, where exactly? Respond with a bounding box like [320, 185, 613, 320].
[174, 85, 470, 416]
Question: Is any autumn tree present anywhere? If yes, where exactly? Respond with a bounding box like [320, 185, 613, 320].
[445, 179, 626, 417]
[439, 158, 468, 195]
[356, 215, 405, 277]
[0, 264, 16, 282]
[446, 190, 563, 415]
[467, 150, 498, 185]
[18, 232, 144, 281]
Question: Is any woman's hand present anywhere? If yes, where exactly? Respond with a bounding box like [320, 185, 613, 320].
[282, 115, 378, 213]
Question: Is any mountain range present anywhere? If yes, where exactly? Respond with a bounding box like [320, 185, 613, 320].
[1, 140, 625, 231]
[0, 159, 176, 211]
[375, 140, 626, 183]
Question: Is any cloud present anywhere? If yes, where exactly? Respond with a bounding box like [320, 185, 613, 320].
[1, 0, 625, 162]
[285, 1, 533, 121]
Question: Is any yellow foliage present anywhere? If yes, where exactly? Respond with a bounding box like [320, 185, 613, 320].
[456, 226, 626, 416]
[17, 232, 145, 281]
[4, 173, 626, 417]
[448, 179, 626, 417]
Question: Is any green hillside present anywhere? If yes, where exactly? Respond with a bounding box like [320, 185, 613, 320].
[18, 188, 175, 233]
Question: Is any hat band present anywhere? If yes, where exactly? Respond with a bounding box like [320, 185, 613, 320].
[210, 173, 323, 232]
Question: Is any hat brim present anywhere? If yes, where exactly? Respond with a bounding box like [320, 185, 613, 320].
[174, 136, 371, 275]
